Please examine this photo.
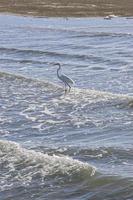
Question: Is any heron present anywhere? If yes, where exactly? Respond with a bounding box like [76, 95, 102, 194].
[54, 63, 74, 93]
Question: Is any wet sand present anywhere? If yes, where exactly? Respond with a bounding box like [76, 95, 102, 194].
[0, 0, 133, 17]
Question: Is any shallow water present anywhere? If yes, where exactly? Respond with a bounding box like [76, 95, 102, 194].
[0, 14, 133, 200]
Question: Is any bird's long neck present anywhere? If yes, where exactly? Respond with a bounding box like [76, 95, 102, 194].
[57, 65, 61, 78]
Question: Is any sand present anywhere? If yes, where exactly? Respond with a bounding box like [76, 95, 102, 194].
[0, 0, 133, 17]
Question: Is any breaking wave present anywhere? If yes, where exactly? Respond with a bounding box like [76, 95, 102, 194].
[0, 140, 96, 190]
[0, 140, 133, 200]
[0, 70, 132, 100]
[0, 71, 132, 135]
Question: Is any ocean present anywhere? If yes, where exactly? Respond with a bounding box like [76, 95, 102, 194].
[0, 14, 133, 199]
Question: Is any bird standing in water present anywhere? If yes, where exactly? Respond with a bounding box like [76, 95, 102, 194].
[54, 63, 74, 93]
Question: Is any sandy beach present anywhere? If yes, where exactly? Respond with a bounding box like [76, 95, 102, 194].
[0, 0, 133, 17]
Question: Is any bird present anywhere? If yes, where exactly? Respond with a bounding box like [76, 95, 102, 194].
[54, 63, 74, 93]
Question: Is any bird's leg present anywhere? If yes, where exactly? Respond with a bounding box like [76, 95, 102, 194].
[66, 82, 71, 92]
[64, 82, 67, 94]
[68, 84, 71, 92]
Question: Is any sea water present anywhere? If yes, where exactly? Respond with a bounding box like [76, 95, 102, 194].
[0, 14, 133, 199]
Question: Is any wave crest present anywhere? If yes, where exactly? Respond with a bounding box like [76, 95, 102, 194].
[0, 140, 96, 189]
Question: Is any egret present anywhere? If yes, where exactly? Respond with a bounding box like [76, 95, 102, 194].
[54, 63, 74, 93]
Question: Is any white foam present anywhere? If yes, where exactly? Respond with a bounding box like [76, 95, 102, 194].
[0, 140, 96, 187]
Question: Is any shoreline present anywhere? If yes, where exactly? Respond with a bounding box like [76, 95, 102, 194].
[0, 0, 133, 17]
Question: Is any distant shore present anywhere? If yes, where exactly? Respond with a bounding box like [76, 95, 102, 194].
[0, 0, 133, 17]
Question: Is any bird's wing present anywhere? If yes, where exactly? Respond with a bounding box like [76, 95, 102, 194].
[61, 74, 74, 84]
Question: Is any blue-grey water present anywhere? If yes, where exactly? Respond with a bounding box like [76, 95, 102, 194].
[0, 14, 133, 200]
